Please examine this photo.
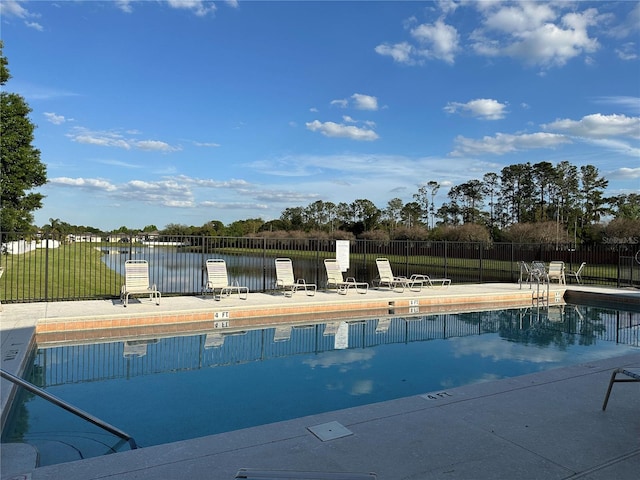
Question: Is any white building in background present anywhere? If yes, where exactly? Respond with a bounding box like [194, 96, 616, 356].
[70, 233, 103, 243]
[1, 238, 60, 254]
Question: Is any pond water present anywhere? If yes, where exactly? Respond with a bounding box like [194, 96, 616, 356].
[100, 247, 321, 294]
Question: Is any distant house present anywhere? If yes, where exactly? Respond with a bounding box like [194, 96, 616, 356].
[106, 233, 145, 243]
[143, 231, 160, 241]
[72, 233, 103, 243]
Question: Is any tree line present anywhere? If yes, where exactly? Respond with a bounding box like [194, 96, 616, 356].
[38, 159, 640, 246]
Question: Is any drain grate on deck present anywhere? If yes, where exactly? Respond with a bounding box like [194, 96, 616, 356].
[307, 421, 353, 441]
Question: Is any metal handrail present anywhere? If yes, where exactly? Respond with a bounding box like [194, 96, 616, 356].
[1, 369, 138, 450]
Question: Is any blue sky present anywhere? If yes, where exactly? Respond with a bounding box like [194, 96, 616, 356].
[2, 0, 639, 231]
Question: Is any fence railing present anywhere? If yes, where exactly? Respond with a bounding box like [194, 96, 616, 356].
[1, 233, 638, 303]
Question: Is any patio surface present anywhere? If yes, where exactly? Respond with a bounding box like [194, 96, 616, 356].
[1, 283, 639, 479]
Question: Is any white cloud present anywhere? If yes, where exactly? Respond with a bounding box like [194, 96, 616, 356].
[253, 191, 319, 203]
[49, 177, 197, 209]
[167, 0, 216, 17]
[115, 1, 133, 13]
[607, 2, 640, 39]
[25, 21, 43, 31]
[114, 0, 223, 16]
[96, 159, 142, 169]
[444, 98, 507, 120]
[49, 177, 117, 192]
[615, 42, 638, 61]
[471, 4, 602, 68]
[543, 114, 640, 140]
[592, 97, 640, 115]
[579, 138, 640, 158]
[0, 0, 33, 18]
[410, 18, 460, 64]
[121, 179, 194, 207]
[69, 129, 131, 149]
[481, 2, 556, 34]
[176, 175, 250, 189]
[451, 132, 571, 156]
[305, 120, 379, 141]
[610, 167, 640, 179]
[0, 0, 43, 30]
[67, 127, 181, 151]
[374, 42, 416, 65]
[44, 112, 66, 125]
[351, 93, 379, 111]
[331, 94, 379, 111]
[134, 140, 182, 152]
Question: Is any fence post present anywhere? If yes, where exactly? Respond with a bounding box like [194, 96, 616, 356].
[405, 239, 409, 277]
[262, 237, 267, 292]
[315, 239, 320, 288]
[479, 242, 483, 283]
[444, 240, 448, 277]
[201, 235, 206, 294]
[617, 244, 621, 288]
[44, 233, 49, 302]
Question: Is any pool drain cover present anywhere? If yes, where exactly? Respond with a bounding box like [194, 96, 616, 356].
[307, 421, 353, 441]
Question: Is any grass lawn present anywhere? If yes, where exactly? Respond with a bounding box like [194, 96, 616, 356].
[0, 243, 122, 301]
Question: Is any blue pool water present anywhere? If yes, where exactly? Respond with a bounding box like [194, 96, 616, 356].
[3, 304, 638, 466]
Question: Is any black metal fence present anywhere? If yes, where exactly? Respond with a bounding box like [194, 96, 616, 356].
[1, 233, 638, 303]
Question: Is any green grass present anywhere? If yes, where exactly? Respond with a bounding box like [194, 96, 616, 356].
[0, 243, 122, 301]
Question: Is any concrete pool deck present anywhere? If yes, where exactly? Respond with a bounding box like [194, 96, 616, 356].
[1, 283, 639, 479]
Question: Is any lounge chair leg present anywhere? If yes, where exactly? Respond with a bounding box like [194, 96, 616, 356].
[602, 368, 640, 411]
[602, 369, 618, 411]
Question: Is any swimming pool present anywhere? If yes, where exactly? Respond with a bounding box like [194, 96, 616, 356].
[3, 303, 638, 467]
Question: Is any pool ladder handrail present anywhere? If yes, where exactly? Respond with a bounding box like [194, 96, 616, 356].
[1, 368, 138, 450]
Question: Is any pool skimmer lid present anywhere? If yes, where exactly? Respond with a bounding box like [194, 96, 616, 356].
[307, 421, 353, 441]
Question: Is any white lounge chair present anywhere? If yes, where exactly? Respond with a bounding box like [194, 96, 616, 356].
[547, 261, 565, 285]
[419, 274, 451, 288]
[374, 258, 418, 292]
[274, 258, 316, 297]
[203, 259, 249, 300]
[324, 258, 368, 294]
[120, 260, 161, 307]
[567, 262, 586, 284]
[374, 257, 450, 290]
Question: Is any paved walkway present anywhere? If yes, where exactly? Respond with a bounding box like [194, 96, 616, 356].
[1, 284, 639, 479]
